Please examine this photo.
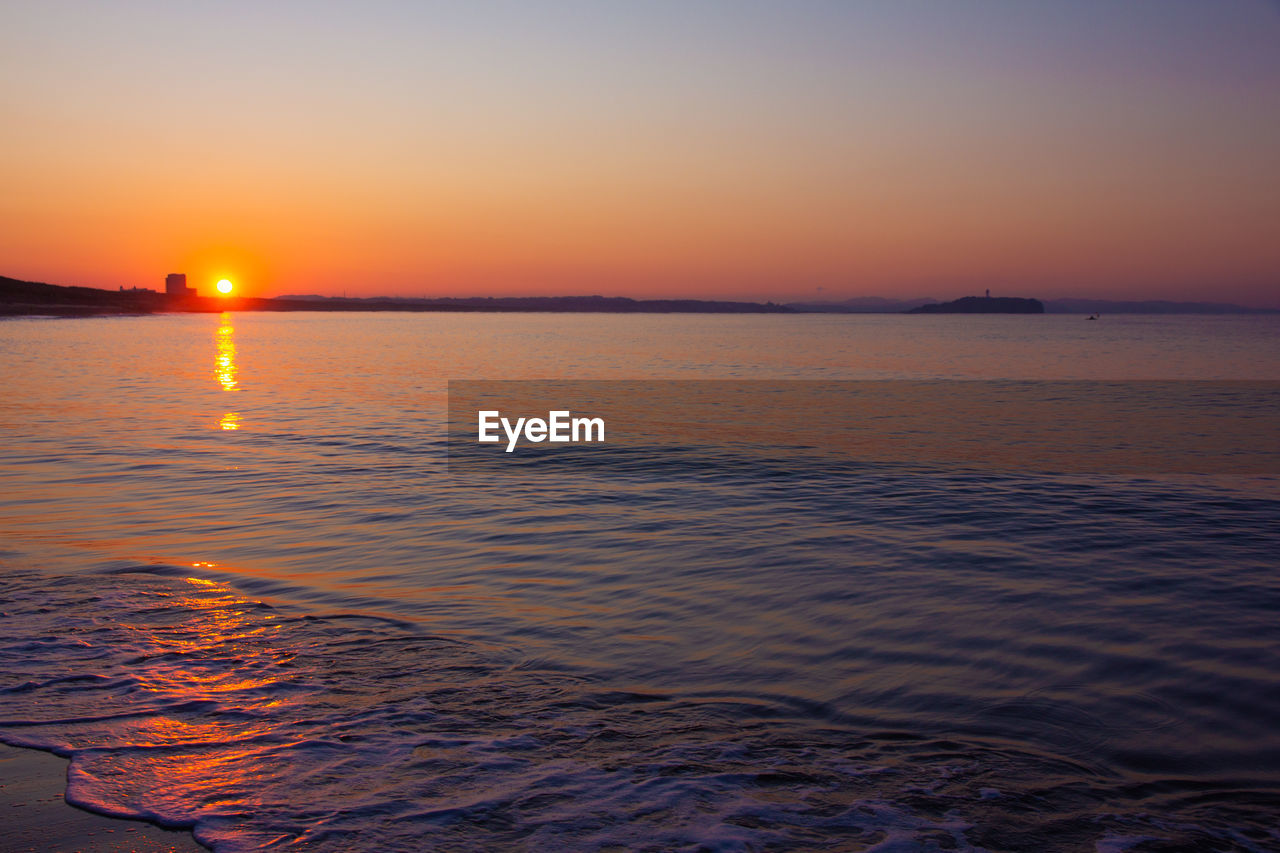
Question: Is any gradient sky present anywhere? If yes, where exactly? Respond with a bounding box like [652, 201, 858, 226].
[2, 1, 1278, 304]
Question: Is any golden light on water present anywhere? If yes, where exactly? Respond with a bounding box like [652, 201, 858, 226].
[216, 318, 238, 391]
[72, 576, 294, 809]
[216, 279, 234, 295]
[216, 313, 241, 429]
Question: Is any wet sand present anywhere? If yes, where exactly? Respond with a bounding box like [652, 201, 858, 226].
[0, 744, 206, 852]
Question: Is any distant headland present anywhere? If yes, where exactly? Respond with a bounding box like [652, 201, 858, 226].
[906, 295, 1044, 314]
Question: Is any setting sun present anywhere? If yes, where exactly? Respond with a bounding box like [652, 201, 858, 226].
[216, 279, 233, 295]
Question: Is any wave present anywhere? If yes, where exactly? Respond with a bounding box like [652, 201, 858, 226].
[3, 565, 1279, 851]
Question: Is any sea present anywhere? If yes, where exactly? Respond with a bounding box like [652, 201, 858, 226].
[1, 312, 1277, 852]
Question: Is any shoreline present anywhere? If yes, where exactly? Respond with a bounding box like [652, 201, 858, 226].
[0, 743, 206, 852]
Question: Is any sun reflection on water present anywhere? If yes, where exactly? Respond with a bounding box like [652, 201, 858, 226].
[216, 316, 237, 391]
[130, 578, 290, 719]
[215, 313, 241, 429]
[54, 576, 302, 827]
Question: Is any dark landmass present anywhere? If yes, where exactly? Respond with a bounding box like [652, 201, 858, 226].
[907, 296, 1045, 314]
[784, 296, 939, 313]
[267, 293, 793, 313]
[1, 276, 791, 315]
[1043, 298, 1279, 315]
[791, 295, 1278, 315]
[0, 275, 174, 316]
[6, 274, 1275, 317]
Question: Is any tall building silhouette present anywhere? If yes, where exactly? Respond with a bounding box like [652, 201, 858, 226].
[165, 273, 195, 297]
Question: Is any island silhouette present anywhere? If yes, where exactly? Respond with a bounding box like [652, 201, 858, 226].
[907, 295, 1044, 314]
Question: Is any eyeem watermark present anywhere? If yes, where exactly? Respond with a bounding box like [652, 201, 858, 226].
[478, 410, 606, 452]
[450, 380, 1280, 473]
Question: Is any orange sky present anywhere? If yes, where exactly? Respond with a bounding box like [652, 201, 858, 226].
[2, 2, 1278, 305]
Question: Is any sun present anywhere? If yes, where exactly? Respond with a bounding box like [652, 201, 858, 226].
[216, 279, 234, 295]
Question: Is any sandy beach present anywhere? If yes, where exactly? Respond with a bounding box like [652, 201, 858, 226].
[0, 744, 204, 853]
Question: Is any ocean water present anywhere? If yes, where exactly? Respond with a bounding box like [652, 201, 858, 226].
[1, 312, 1278, 852]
